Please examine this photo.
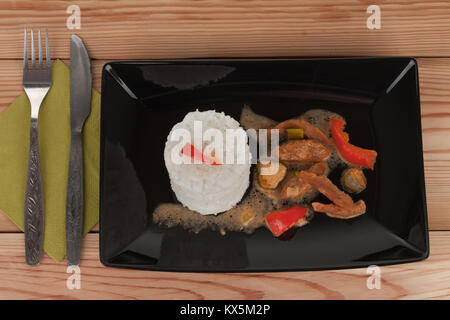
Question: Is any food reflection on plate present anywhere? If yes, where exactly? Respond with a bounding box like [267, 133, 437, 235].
[153, 105, 377, 239]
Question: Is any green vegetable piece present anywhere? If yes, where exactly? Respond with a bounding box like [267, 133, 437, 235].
[286, 128, 304, 140]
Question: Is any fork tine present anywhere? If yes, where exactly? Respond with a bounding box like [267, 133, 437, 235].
[38, 29, 43, 68]
[45, 29, 50, 68]
[23, 28, 28, 69]
[30, 29, 35, 69]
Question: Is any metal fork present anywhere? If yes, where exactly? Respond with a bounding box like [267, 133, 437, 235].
[22, 28, 52, 266]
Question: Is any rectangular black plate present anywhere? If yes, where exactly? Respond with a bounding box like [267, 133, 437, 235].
[100, 58, 429, 272]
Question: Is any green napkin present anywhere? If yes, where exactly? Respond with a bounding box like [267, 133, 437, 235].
[0, 59, 100, 262]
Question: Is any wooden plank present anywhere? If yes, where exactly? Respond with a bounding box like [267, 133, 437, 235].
[0, 59, 101, 110]
[0, 1, 449, 59]
[0, 232, 448, 299]
[1, 58, 450, 230]
[0, 212, 19, 232]
[418, 59, 450, 230]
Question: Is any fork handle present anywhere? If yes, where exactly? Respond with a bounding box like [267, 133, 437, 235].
[66, 131, 84, 266]
[24, 119, 45, 266]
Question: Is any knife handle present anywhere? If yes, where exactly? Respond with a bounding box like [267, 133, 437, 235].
[66, 131, 84, 266]
[24, 119, 45, 266]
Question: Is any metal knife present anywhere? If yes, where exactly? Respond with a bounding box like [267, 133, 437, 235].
[66, 35, 92, 266]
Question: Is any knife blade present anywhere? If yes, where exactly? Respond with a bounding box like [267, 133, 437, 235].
[66, 34, 92, 266]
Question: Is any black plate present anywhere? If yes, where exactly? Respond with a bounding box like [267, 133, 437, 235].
[99, 58, 429, 272]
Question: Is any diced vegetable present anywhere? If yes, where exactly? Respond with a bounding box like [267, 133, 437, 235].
[258, 162, 287, 189]
[286, 128, 304, 140]
[241, 208, 255, 226]
[285, 186, 300, 198]
[330, 118, 377, 169]
[280, 175, 307, 200]
[340, 167, 367, 194]
[270, 119, 333, 146]
[265, 206, 308, 237]
[181, 143, 221, 165]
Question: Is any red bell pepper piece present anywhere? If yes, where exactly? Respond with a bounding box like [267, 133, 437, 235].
[265, 206, 308, 237]
[181, 142, 221, 165]
[330, 118, 377, 170]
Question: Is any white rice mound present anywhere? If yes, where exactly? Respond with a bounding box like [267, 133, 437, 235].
[164, 110, 251, 215]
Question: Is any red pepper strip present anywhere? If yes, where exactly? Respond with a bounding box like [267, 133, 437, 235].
[181, 142, 221, 165]
[265, 206, 308, 237]
[330, 118, 377, 170]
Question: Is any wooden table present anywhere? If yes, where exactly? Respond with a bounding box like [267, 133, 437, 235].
[0, 0, 449, 300]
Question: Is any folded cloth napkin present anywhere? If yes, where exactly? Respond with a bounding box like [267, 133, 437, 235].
[0, 59, 100, 262]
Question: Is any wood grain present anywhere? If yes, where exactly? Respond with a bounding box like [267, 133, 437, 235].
[0, 232, 447, 299]
[0, 1, 449, 59]
[1, 58, 450, 230]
